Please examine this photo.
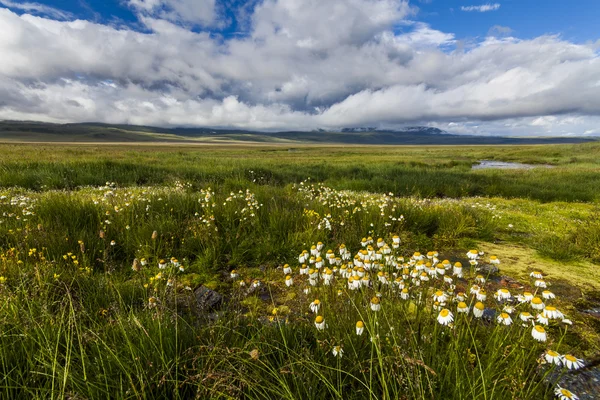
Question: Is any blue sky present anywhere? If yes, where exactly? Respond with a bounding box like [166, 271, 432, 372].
[419, 0, 600, 43]
[7, 0, 600, 42]
[0, 0, 599, 135]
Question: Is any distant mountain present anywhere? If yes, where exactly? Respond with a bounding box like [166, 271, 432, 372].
[340, 126, 446, 135]
[0, 120, 595, 145]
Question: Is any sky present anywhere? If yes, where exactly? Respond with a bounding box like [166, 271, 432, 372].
[0, 0, 599, 136]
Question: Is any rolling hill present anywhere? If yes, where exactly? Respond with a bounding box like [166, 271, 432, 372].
[0, 120, 595, 145]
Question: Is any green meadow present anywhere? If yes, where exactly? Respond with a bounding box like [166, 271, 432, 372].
[0, 142, 599, 399]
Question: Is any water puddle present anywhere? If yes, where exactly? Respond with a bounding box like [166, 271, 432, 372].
[472, 160, 553, 170]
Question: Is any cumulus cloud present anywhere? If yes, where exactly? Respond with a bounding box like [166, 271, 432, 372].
[0, 1, 599, 136]
[461, 3, 501, 12]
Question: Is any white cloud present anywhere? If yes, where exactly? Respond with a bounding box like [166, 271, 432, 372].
[488, 25, 512, 37]
[461, 3, 501, 12]
[127, 0, 217, 26]
[0, 0, 71, 19]
[0, 2, 599, 136]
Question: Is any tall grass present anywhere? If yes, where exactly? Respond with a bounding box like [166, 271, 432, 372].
[1, 143, 599, 202]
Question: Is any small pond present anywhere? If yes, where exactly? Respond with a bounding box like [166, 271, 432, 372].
[472, 160, 554, 170]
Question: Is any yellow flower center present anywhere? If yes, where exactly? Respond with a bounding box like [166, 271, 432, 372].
[534, 325, 545, 333]
[356, 321, 364, 328]
[475, 302, 485, 310]
[545, 306, 556, 311]
[371, 297, 380, 304]
[435, 290, 444, 297]
[458, 302, 467, 309]
[315, 316, 323, 323]
[547, 350, 559, 357]
[564, 355, 576, 362]
[440, 309, 449, 317]
[500, 313, 509, 319]
[532, 297, 543, 304]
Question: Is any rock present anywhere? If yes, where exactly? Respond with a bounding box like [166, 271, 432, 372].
[193, 285, 224, 312]
[496, 275, 523, 289]
[547, 360, 600, 400]
[482, 307, 497, 322]
[478, 264, 500, 276]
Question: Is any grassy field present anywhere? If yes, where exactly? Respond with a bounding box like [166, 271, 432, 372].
[0, 142, 599, 399]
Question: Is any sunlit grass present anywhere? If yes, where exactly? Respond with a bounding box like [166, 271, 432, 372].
[0, 142, 598, 398]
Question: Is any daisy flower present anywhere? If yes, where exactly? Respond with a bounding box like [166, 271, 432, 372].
[562, 355, 584, 370]
[502, 305, 515, 314]
[457, 302, 469, 314]
[356, 321, 364, 336]
[400, 288, 410, 300]
[531, 325, 547, 342]
[473, 302, 485, 318]
[470, 285, 481, 295]
[370, 297, 381, 312]
[495, 288, 511, 301]
[535, 314, 548, 325]
[467, 250, 479, 260]
[309, 299, 321, 313]
[314, 316, 325, 331]
[332, 346, 343, 358]
[535, 279, 547, 288]
[531, 297, 545, 310]
[433, 290, 447, 303]
[519, 312, 534, 322]
[283, 264, 292, 274]
[497, 313, 513, 326]
[545, 350, 562, 366]
[476, 290, 487, 302]
[437, 309, 454, 326]
[543, 306, 564, 320]
[554, 387, 579, 400]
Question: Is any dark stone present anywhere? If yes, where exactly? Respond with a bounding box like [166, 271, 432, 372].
[478, 264, 500, 276]
[547, 359, 600, 400]
[482, 308, 497, 322]
[193, 286, 223, 312]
